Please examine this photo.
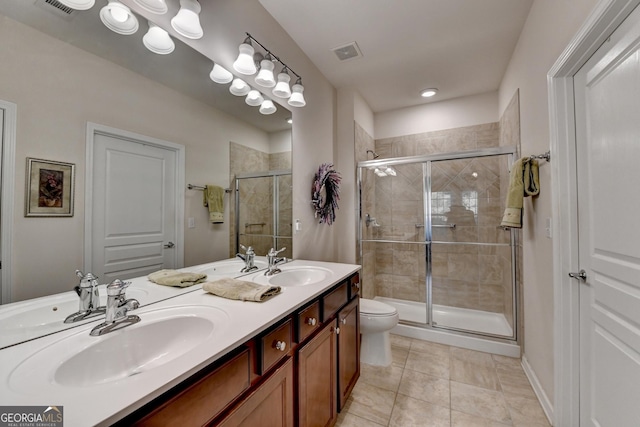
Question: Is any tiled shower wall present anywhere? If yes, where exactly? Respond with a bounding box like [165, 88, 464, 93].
[228, 142, 292, 259]
[357, 91, 521, 329]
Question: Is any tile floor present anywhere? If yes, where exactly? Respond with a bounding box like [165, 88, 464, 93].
[336, 335, 551, 427]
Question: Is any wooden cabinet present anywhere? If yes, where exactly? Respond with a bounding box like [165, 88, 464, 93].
[337, 296, 359, 411]
[259, 319, 292, 374]
[297, 320, 338, 427]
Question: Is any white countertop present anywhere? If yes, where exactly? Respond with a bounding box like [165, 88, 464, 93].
[0, 259, 360, 427]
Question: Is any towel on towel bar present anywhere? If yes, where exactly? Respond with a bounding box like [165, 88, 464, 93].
[148, 269, 207, 287]
[203, 185, 225, 224]
[500, 157, 540, 228]
[202, 278, 281, 302]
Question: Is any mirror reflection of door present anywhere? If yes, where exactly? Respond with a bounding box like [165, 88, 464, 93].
[88, 125, 184, 283]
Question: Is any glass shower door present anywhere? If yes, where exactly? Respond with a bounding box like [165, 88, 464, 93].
[428, 153, 515, 338]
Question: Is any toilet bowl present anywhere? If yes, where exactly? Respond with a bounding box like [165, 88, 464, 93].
[359, 298, 399, 366]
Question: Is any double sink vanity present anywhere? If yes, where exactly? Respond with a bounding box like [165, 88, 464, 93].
[0, 258, 361, 427]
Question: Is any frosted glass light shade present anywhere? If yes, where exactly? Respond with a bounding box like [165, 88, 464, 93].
[287, 83, 306, 107]
[233, 43, 257, 75]
[245, 90, 264, 107]
[143, 22, 174, 54]
[57, 0, 95, 10]
[100, 1, 139, 35]
[171, 0, 203, 39]
[259, 99, 277, 115]
[255, 59, 276, 88]
[133, 0, 167, 14]
[272, 71, 291, 98]
[229, 78, 250, 96]
[209, 63, 233, 84]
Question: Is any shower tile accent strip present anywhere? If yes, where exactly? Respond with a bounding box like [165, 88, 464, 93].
[335, 335, 551, 427]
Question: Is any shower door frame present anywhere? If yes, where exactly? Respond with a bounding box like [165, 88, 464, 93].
[357, 146, 518, 342]
[234, 169, 292, 255]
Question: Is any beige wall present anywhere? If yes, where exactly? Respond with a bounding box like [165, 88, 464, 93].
[498, 0, 599, 404]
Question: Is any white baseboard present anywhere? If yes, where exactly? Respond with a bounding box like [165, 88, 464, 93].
[521, 354, 554, 426]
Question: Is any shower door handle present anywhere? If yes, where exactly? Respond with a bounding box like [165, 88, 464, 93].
[568, 269, 587, 282]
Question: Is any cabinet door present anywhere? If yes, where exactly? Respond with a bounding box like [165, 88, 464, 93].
[338, 297, 359, 411]
[216, 358, 294, 427]
[298, 320, 338, 427]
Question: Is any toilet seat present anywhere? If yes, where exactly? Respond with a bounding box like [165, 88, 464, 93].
[360, 299, 397, 317]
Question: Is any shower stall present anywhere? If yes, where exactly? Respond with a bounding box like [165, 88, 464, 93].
[233, 170, 293, 259]
[357, 147, 519, 355]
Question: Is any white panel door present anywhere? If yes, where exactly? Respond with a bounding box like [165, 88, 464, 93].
[92, 132, 177, 282]
[574, 5, 640, 426]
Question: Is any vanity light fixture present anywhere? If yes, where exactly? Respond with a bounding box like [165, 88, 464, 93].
[229, 78, 251, 96]
[132, 0, 167, 14]
[100, 0, 139, 35]
[272, 68, 292, 99]
[233, 33, 306, 107]
[245, 90, 264, 107]
[233, 37, 257, 75]
[57, 0, 95, 10]
[171, 0, 203, 40]
[259, 99, 277, 115]
[420, 88, 438, 98]
[209, 63, 233, 84]
[288, 78, 306, 107]
[143, 22, 174, 54]
[255, 54, 276, 88]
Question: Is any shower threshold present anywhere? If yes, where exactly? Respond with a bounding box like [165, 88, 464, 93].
[374, 297, 513, 337]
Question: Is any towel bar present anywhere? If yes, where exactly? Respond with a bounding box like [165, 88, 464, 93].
[530, 151, 550, 162]
[187, 184, 232, 193]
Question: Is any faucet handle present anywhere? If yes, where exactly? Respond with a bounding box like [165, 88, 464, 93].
[106, 279, 131, 296]
[76, 270, 98, 287]
[239, 244, 255, 254]
[268, 247, 287, 257]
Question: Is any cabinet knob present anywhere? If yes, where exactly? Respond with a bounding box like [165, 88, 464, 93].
[306, 317, 317, 326]
[335, 327, 341, 335]
[340, 318, 347, 325]
[274, 340, 287, 352]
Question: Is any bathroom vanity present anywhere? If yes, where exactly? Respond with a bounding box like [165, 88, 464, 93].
[0, 259, 360, 427]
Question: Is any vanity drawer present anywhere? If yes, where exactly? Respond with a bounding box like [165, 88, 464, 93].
[134, 347, 251, 426]
[349, 273, 361, 299]
[297, 301, 321, 342]
[323, 281, 348, 321]
[259, 319, 292, 374]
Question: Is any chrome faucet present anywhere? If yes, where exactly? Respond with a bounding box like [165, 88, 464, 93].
[90, 279, 140, 336]
[264, 247, 287, 276]
[64, 270, 106, 323]
[236, 244, 258, 273]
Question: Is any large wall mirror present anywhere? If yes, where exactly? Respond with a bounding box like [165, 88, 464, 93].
[0, 0, 291, 347]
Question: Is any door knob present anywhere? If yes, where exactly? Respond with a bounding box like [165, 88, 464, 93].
[568, 269, 587, 281]
[164, 242, 175, 249]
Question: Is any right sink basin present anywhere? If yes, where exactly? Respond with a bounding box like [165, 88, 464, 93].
[253, 266, 333, 287]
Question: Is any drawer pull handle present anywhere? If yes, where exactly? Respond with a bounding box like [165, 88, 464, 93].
[306, 317, 317, 326]
[335, 327, 340, 335]
[274, 340, 287, 352]
[341, 318, 347, 325]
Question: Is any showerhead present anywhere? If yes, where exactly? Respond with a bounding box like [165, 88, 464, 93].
[366, 149, 379, 159]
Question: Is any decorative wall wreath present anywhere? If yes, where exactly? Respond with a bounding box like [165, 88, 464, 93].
[311, 163, 341, 225]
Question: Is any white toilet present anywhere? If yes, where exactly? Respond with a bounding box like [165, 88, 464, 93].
[359, 298, 400, 366]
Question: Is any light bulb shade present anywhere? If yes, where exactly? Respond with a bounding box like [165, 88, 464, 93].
[233, 43, 257, 75]
[245, 90, 264, 107]
[229, 78, 250, 96]
[272, 71, 292, 98]
[255, 59, 276, 87]
[100, 1, 139, 35]
[259, 99, 277, 115]
[57, 0, 95, 10]
[133, 0, 167, 14]
[209, 63, 233, 84]
[287, 83, 306, 107]
[170, 0, 203, 39]
[143, 22, 174, 54]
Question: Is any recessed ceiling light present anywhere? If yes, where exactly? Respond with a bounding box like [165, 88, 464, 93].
[420, 88, 438, 98]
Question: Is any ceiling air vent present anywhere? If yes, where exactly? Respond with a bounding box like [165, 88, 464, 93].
[34, 0, 78, 19]
[331, 42, 363, 62]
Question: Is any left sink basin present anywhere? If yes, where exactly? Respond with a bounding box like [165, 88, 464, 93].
[8, 305, 229, 392]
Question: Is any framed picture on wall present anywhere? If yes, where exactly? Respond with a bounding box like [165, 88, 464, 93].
[25, 158, 75, 217]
